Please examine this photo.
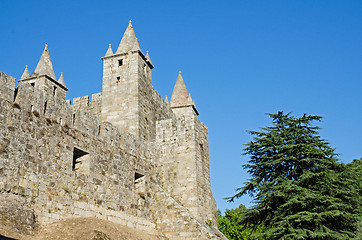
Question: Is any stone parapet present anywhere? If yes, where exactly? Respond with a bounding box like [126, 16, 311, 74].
[0, 72, 16, 102]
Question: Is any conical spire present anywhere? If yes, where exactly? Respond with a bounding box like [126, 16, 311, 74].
[58, 72, 66, 88]
[116, 20, 141, 53]
[34, 44, 56, 80]
[145, 51, 153, 65]
[105, 44, 113, 56]
[165, 95, 169, 104]
[187, 93, 192, 102]
[20, 65, 31, 79]
[170, 71, 193, 107]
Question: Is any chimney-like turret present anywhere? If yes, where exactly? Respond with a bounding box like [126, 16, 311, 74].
[20, 65, 31, 80]
[105, 44, 113, 57]
[58, 72, 66, 88]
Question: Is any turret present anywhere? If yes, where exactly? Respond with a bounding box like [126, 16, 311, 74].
[145, 51, 154, 68]
[58, 72, 66, 88]
[156, 71, 217, 224]
[18, 44, 68, 100]
[101, 21, 155, 140]
[20, 65, 31, 80]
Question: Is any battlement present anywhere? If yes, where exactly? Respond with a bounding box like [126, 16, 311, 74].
[2, 76, 136, 153]
[0, 21, 226, 240]
[73, 93, 102, 118]
[0, 72, 16, 102]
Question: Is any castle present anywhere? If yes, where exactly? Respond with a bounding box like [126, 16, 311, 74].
[0, 21, 227, 239]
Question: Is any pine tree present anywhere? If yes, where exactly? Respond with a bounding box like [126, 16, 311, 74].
[228, 112, 358, 239]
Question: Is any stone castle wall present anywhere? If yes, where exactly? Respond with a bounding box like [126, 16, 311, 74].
[0, 72, 226, 239]
[156, 107, 217, 225]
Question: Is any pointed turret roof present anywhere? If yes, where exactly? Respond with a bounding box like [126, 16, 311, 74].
[116, 20, 141, 54]
[170, 71, 196, 108]
[34, 44, 56, 80]
[58, 72, 66, 88]
[165, 95, 169, 104]
[145, 51, 153, 65]
[105, 44, 113, 56]
[20, 65, 31, 79]
[187, 93, 192, 102]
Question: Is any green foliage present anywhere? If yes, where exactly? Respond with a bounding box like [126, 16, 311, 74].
[218, 204, 264, 239]
[344, 158, 362, 214]
[228, 112, 359, 239]
[344, 158, 362, 240]
[352, 217, 362, 240]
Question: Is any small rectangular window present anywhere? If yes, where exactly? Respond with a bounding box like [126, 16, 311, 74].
[118, 59, 123, 66]
[135, 172, 144, 182]
[31, 82, 35, 87]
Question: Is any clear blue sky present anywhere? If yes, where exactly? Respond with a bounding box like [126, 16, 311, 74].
[1, 0, 362, 212]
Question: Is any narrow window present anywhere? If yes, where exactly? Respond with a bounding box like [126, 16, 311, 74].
[116, 76, 120, 83]
[118, 59, 123, 66]
[43, 101, 48, 114]
[53, 86, 57, 96]
[31, 82, 35, 87]
[200, 144, 204, 158]
[72, 147, 89, 173]
[13, 87, 18, 102]
[72, 114, 76, 125]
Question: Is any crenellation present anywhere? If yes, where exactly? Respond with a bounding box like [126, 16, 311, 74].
[11, 83, 73, 129]
[0, 21, 227, 240]
[73, 95, 90, 110]
[0, 72, 16, 102]
[73, 93, 102, 119]
[90, 92, 102, 117]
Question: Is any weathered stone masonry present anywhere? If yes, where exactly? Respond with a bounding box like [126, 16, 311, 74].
[0, 21, 227, 239]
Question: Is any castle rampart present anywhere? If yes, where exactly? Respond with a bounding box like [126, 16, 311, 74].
[0, 21, 227, 239]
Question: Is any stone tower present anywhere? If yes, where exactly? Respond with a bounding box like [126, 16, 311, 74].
[156, 71, 217, 224]
[101, 20, 156, 140]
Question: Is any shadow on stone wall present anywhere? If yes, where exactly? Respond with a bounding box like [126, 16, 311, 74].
[0, 234, 18, 240]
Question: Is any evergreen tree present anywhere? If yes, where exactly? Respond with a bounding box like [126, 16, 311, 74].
[228, 112, 358, 239]
[344, 158, 362, 214]
[343, 158, 362, 240]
